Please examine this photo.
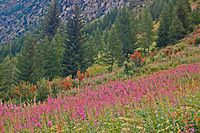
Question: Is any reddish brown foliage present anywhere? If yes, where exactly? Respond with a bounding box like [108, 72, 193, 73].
[130, 51, 145, 66]
[77, 70, 85, 81]
[63, 76, 73, 90]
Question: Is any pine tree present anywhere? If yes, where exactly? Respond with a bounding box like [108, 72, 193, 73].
[16, 35, 36, 82]
[192, 8, 200, 27]
[169, 8, 185, 44]
[82, 36, 97, 70]
[16, 35, 44, 83]
[31, 44, 45, 83]
[150, 0, 171, 20]
[63, 5, 86, 78]
[42, 0, 60, 38]
[93, 28, 104, 55]
[0, 56, 16, 98]
[138, 9, 154, 54]
[42, 35, 63, 80]
[157, 4, 173, 48]
[115, 8, 137, 59]
[176, 0, 192, 32]
[103, 26, 123, 71]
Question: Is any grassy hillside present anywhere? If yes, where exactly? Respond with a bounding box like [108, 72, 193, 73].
[1, 27, 200, 132]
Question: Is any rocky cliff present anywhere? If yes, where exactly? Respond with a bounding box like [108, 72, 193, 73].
[0, 0, 146, 44]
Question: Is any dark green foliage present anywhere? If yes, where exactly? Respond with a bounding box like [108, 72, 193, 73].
[0, 44, 10, 62]
[42, 0, 60, 39]
[0, 56, 16, 99]
[63, 5, 86, 78]
[157, 0, 192, 47]
[82, 36, 98, 70]
[0, 37, 25, 62]
[196, 36, 200, 47]
[157, 0, 191, 48]
[16, 35, 35, 82]
[31, 43, 45, 83]
[16, 35, 44, 83]
[192, 7, 200, 26]
[36, 79, 49, 102]
[115, 8, 137, 58]
[150, 0, 170, 20]
[157, 4, 173, 48]
[176, 0, 192, 32]
[169, 9, 185, 44]
[42, 34, 63, 80]
[93, 28, 104, 54]
[84, 8, 118, 34]
[100, 8, 119, 31]
[137, 9, 154, 54]
[103, 26, 123, 71]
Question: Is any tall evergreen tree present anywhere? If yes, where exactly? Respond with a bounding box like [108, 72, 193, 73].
[31, 44, 45, 83]
[176, 0, 192, 32]
[169, 8, 185, 44]
[115, 8, 137, 59]
[43, 0, 60, 38]
[138, 9, 154, 54]
[150, 0, 171, 20]
[157, 4, 173, 48]
[93, 28, 104, 56]
[63, 5, 86, 78]
[82, 36, 97, 70]
[42, 35, 63, 80]
[16, 35, 44, 83]
[16, 35, 36, 83]
[192, 7, 200, 27]
[0, 56, 16, 98]
[103, 26, 123, 71]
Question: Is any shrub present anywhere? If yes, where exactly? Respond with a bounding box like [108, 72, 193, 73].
[77, 70, 85, 82]
[196, 36, 200, 46]
[130, 51, 145, 67]
[63, 76, 73, 90]
[87, 64, 109, 76]
[51, 77, 66, 97]
[123, 59, 134, 75]
[36, 79, 50, 102]
[8, 81, 36, 103]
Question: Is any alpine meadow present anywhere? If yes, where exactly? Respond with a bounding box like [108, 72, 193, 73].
[0, 0, 200, 132]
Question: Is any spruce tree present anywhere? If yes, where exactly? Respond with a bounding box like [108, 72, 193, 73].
[31, 44, 45, 83]
[169, 8, 185, 44]
[103, 26, 123, 71]
[150, 0, 170, 20]
[115, 8, 137, 59]
[82, 36, 97, 70]
[0, 56, 16, 98]
[42, 35, 63, 80]
[16, 35, 36, 83]
[138, 9, 154, 54]
[176, 0, 192, 32]
[43, 0, 60, 38]
[93, 28, 104, 55]
[157, 4, 173, 48]
[16, 35, 44, 83]
[63, 5, 86, 78]
[192, 8, 200, 27]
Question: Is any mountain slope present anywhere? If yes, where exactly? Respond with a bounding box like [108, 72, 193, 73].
[0, 0, 146, 44]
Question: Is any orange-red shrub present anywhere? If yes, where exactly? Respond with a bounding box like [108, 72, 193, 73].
[130, 51, 145, 67]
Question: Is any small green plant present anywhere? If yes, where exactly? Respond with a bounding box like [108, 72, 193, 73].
[196, 36, 200, 46]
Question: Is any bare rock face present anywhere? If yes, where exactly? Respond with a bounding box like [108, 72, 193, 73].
[0, 0, 145, 44]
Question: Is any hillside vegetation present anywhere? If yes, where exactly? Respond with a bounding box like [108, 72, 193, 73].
[0, 0, 200, 132]
[1, 40, 200, 132]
